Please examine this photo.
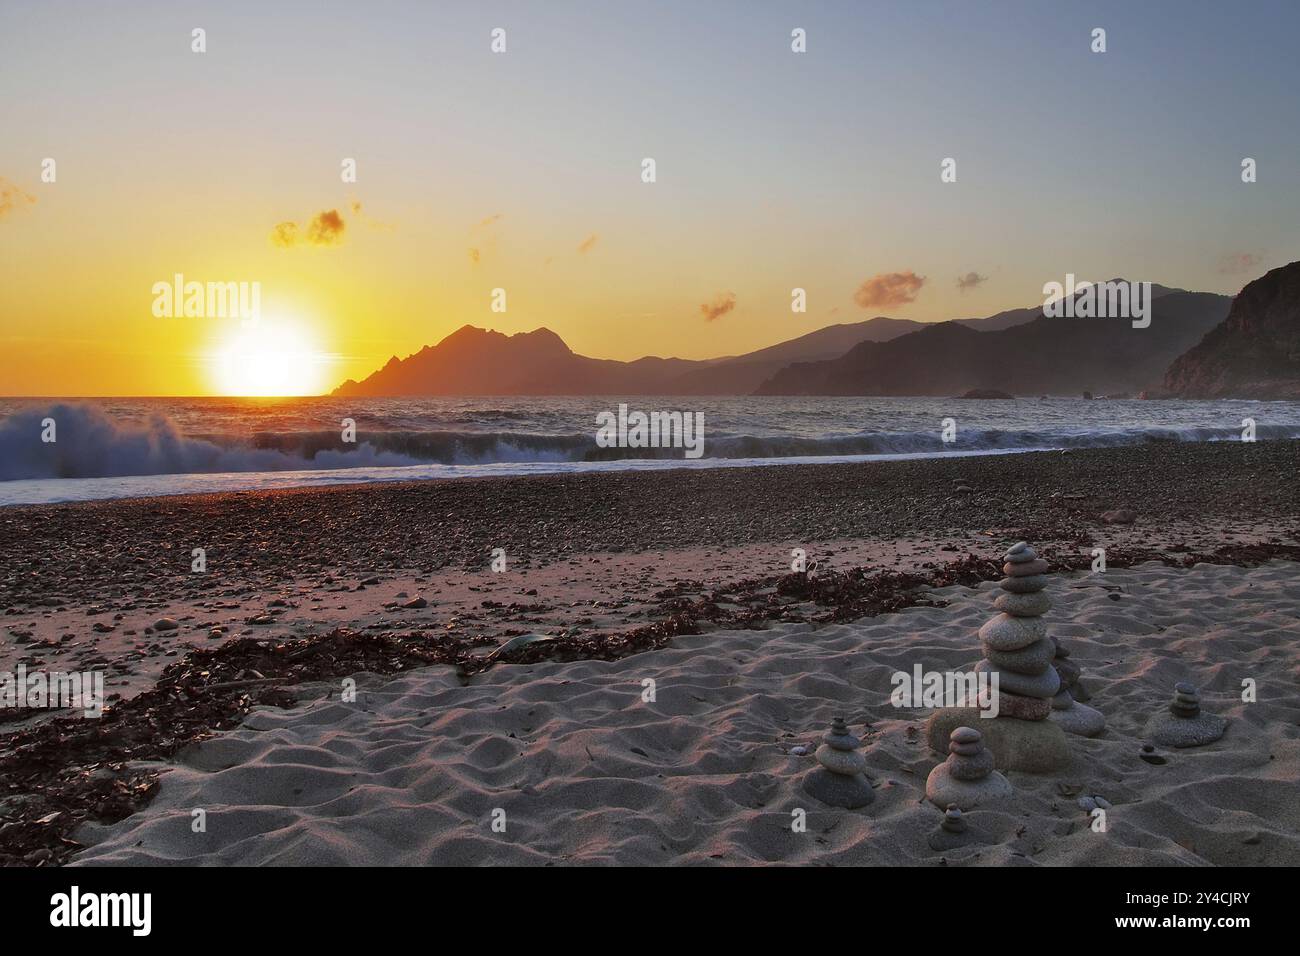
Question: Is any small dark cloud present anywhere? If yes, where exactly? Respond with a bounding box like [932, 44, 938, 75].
[271, 208, 346, 247]
[306, 209, 345, 245]
[956, 271, 988, 292]
[577, 233, 598, 254]
[853, 271, 925, 309]
[700, 292, 737, 322]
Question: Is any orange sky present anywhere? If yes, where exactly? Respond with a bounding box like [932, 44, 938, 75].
[1, 2, 1293, 397]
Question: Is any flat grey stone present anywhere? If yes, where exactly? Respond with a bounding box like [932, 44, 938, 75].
[925, 762, 1012, 810]
[802, 767, 875, 808]
[978, 613, 1047, 651]
[984, 635, 1056, 674]
[1144, 711, 1227, 748]
[1003, 558, 1049, 577]
[1000, 575, 1048, 594]
[976, 658, 1060, 698]
[1049, 701, 1106, 737]
[995, 591, 1052, 617]
[948, 750, 994, 780]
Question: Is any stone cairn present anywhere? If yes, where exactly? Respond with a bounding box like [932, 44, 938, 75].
[925, 542, 1070, 772]
[974, 542, 1060, 720]
[1048, 639, 1106, 737]
[1144, 682, 1227, 748]
[802, 716, 875, 809]
[925, 726, 1012, 810]
[927, 803, 979, 852]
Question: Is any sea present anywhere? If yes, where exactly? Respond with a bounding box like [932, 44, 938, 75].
[2, 395, 1298, 506]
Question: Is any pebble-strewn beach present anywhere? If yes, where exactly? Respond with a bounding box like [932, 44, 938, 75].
[3, 440, 1299, 865]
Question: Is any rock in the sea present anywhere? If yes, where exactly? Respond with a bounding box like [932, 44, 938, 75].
[803, 716, 875, 809]
[1143, 685, 1226, 747]
[926, 727, 1012, 810]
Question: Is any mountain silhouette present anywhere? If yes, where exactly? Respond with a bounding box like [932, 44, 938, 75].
[1165, 260, 1300, 399]
[755, 286, 1231, 396]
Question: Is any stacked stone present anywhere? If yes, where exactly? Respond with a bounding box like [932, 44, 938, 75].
[974, 542, 1059, 721]
[802, 716, 875, 809]
[1144, 682, 1227, 748]
[1048, 639, 1106, 736]
[925, 726, 1012, 810]
[927, 803, 979, 852]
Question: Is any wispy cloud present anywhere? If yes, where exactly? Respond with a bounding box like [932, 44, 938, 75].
[271, 208, 346, 248]
[1217, 252, 1264, 275]
[853, 271, 925, 309]
[0, 177, 36, 220]
[469, 213, 503, 266]
[956, 271, 988, 292]
[577, 233, 598, 254]
[700, 291, 737, 322]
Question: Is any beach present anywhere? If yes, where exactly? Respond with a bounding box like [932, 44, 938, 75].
[3, 439, 1299, 865]
[70, 558, 1300, 866]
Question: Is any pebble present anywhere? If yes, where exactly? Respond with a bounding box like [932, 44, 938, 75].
[995, 690, 1053, 721]
[995, 590, 1053, 617]
[1003, 558, 1049, 577]
[999, 574, 1048, 594]
[976, 659, 1060, 698]
[153, 618, 178, 631]
[978, 613, 1047, 651]
[984, 635, 1056, 674]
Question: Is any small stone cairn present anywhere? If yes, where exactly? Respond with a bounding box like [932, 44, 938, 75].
[1048, 639, 1106, 737]
[1144, 682, 1226, 747]
[802, 716, 875, 809]
[926, 803, 985, 852]
[925, 726, 1012, 810]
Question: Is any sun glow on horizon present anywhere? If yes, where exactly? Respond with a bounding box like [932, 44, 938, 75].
[209, 320, 332, 397]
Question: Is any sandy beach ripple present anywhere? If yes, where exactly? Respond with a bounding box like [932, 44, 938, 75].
[73, 560, 1300, 866]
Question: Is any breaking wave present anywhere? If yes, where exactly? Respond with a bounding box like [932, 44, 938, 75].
[2, 402, 1298, 482]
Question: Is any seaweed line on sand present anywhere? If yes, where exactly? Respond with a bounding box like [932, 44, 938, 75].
[3, 540, 1298, 866]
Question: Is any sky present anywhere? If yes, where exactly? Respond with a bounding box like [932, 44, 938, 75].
[2, 0, 1299, 396]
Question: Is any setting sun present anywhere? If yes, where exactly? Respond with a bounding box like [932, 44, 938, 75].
[209, 321, 331, 397]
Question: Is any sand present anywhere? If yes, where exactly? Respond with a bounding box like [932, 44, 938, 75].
[71, 559, 1300, 866]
